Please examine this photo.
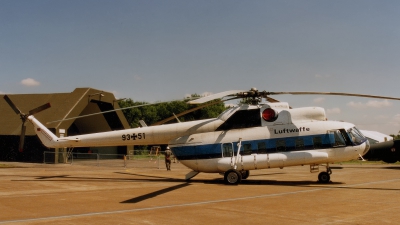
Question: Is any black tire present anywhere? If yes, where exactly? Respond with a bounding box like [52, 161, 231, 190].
[224, 169, 242, 185]
[318, 172, 330, 183]
[240, 170, 250, 180]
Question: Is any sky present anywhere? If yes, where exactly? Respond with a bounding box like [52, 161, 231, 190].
[1, 0, 400, 135]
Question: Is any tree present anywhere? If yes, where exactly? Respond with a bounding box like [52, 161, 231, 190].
[390, 131, 400, 140]
[118, 95, 227, 128]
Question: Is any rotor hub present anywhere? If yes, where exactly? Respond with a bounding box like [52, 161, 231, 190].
[235, 89, 267, 105]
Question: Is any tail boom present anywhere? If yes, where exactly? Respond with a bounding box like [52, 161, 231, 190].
[28, 115, 60, 148]
[28, 115, 221, 149]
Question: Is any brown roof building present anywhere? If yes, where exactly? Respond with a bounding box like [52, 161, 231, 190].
[0, 88, 131, 162]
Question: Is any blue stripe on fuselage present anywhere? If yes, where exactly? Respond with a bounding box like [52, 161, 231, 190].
[171, 133, 357, 160]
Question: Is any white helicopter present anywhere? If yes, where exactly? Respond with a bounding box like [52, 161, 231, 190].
[5, 88, 400, 184]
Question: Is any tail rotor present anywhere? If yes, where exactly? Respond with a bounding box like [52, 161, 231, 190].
[3, 95, 51, 152]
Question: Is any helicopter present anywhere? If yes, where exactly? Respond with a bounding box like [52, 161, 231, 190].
[4, 88, 400, 185]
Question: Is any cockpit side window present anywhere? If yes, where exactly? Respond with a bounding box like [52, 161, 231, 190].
[216, 109, 261, 131]
[348, 127, 367, 145]
[330, 130, 346, 147]
[339, 129, 353, 146]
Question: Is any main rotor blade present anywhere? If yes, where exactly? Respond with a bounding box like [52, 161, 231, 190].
[266, 92, 400, 101]
[188, 90, 247, 104]
[265, 96, 293, 108]
[46, 98, 197, 124]
[19, 123, 26, 152]
[29, 103, 51, 115]
[265, 96, 280, 103]
[3, 95, 22, 115]
[151, 100, 223, 126]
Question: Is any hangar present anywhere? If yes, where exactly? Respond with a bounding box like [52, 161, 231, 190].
[0, 88, 132, 162]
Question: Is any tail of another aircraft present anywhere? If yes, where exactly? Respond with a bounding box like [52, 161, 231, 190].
[27, 115, 60, 148]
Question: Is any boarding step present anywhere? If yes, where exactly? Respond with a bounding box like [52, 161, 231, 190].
[310, 164, 320, 173]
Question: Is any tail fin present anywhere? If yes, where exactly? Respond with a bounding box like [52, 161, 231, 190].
[27, 115, 60, 148]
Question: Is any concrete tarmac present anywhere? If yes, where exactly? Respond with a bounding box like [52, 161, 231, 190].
[0, 161, 399, 225]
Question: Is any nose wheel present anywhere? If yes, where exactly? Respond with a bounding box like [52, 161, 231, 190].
[318, 172, 330, 183]
[318, 165, 332, 183]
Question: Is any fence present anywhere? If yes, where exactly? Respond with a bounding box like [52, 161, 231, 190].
[43, 151, 163, 168]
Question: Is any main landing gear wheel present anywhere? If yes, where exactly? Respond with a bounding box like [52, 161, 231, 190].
[224, 169, 242, 185]
[318, 172, 330, 183]
[240, 170, 250, 180]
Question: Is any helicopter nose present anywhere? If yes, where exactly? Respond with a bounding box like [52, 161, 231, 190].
[361, 140, 371, 156]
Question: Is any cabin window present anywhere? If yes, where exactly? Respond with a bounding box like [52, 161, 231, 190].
[222, 143, 233, 158]
[295, 138, 305, 150]
[216, 109, 261, 131]
[257, 142, 267, 154]
[243, 143, 252, 155]
[313, 137, 322, 149]
[276, 140, 286, 152]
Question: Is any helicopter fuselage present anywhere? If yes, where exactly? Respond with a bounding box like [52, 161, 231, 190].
[28, 102, 370, 183]
[170, 120, 369, 173]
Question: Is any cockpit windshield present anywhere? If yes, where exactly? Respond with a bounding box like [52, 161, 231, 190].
[347, 127, 367, 145]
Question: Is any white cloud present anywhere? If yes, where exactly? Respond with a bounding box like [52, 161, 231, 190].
[327, 108, 341, 114]
[313, 97, 325, 103]
[21, 78, 40, 86]
[347, 101, 364, 108]
[366, 100, 392, 108]
[347, 100, 393, 109]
